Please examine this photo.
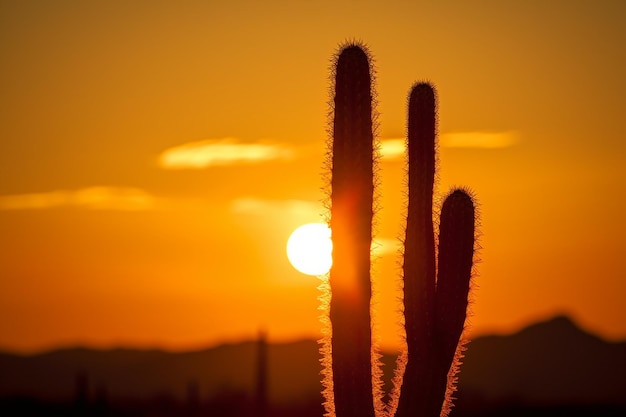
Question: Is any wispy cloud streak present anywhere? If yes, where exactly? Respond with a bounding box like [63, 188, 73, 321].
[379, 139, 406, 160]
[232, 197, 398, 256]
[371, 237, 401, 256]
[159, 138, 295, 169]
[232, 198, 321, 218]
[440, 131, 519, 148]
[0, 187, 155, 211]
[379, 131, 519, 160]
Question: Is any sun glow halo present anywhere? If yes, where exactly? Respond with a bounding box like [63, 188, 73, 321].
[286, 223, 332, 276]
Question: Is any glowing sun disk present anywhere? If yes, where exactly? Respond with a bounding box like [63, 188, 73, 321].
[286, 223, 332, 276]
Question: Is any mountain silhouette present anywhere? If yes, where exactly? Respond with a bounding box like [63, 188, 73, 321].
[0, 340, 322, 405]
[1, 315, 624, 414]
[458, 315, 626, 407]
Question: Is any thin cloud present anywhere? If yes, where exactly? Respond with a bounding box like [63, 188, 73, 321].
[441, 131, 519, 148]
[371, 237, 401, 256]
[379, 131, 519, 160]
[72, 187, 155, 210]
[232, 198, 321, 219]
[0, 187, 156, 211]
[380, 138, 405, 160]
[232, 197, 398, 256]
[159, 138, 295, 169]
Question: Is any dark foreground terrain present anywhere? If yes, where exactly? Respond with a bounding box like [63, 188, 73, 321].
[1, 316, 625, 417]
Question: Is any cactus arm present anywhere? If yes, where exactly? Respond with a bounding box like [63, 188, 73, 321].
[432, 189, 475, 416]
[396, 82, 438, 417]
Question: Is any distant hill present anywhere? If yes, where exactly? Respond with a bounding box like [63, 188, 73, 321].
[458, 315, 626, 407]
[1, 315, 624, 411]
[0, 339, 322, 405]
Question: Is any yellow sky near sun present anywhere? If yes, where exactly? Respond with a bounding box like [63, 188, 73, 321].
[0, 0, 625, 353]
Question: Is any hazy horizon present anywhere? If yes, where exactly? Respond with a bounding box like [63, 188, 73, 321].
[0, 312, 620, 356]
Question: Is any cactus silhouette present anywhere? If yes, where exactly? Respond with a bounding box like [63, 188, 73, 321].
[328, 44, 376, 417]
[323, 43, 476, 417]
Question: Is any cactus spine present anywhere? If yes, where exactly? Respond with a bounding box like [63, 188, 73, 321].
[324, 43, 476, 417]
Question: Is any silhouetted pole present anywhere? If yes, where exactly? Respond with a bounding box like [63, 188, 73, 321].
[186, 379, 200, 416]
[255, 329, 268, 417]
[74, 371, 90, 416]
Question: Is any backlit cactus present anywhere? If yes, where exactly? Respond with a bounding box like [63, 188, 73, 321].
[324, 43, 477, 417]
[329, 44, 376, 417]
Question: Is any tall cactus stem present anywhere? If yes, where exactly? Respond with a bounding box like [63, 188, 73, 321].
[328, 44, 376, 417]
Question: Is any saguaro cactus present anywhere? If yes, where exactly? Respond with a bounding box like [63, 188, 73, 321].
[324, 43, 476, 417]
[329, 44, 376, 417]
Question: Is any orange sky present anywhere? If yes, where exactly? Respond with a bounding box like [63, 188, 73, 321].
[1, 0, 625, 353]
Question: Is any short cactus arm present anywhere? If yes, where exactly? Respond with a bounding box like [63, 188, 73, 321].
[432, 189, 475, 416]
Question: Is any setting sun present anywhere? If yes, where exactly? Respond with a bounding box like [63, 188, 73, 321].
[286, 223, 332, 276]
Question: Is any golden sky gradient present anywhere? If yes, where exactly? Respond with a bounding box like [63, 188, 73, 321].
[1, 0, 625, 353]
